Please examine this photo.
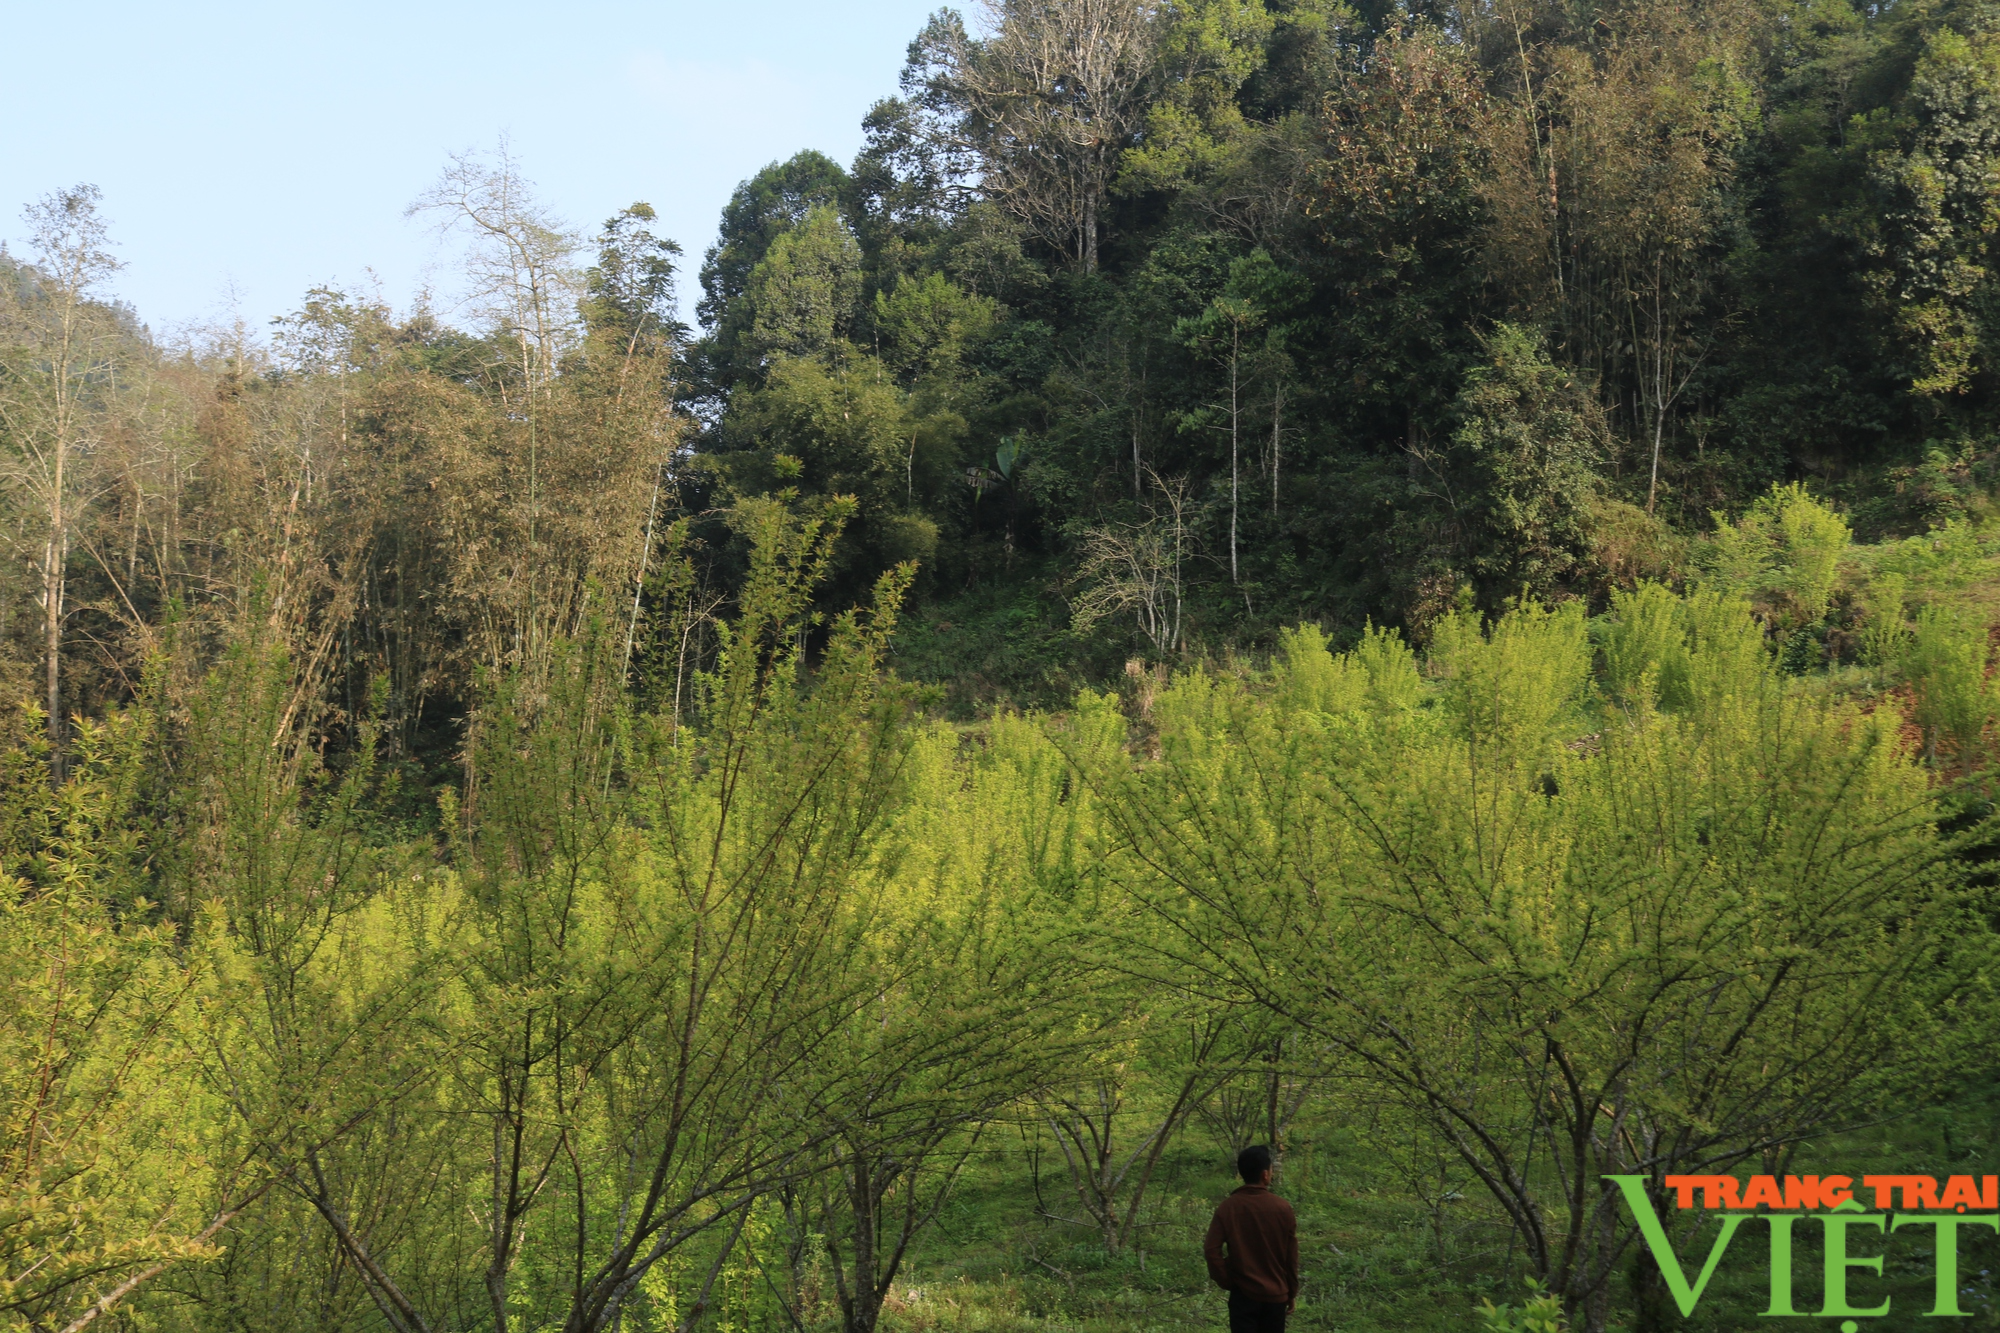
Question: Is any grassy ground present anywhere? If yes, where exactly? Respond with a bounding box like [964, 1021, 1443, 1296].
[849, 1086, 2000, 1333]
[869, 1118, 1558, 1333]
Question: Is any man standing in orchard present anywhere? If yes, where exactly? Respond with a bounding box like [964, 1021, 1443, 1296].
[1204, 1145, 1299, 1331]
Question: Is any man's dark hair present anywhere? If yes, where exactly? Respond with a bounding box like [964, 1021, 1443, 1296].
[1237, 1144, 1274, 1184]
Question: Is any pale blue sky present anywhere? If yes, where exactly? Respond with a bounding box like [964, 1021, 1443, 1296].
[0, 0, 944, 337]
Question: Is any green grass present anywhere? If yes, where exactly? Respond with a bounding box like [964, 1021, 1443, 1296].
[830, 1086, 2000, 1333]
[888, 574, 1094, 720]
[866, 1124, 1530, 1333]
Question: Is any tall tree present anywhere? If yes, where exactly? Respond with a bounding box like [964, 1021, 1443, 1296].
[697, 153, 851, 390]
[1480, 4, 1754, 512]
[0, 186, 123, 771]
[582, 202, 687, 361]
[944, 0, 1161, 271]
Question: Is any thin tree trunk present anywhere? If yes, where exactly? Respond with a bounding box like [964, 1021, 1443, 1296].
[1229, 332, 1240, 586]
[1112, 1074, 1207, 1251]
[672, 1208, 754, 1333]
[1643, 256, 1678, 519]
[673, 594, 695, 734]
[1646, 399, 1665, 517]
[833, 1153, 881, 1333]
[45, 272, 75, 773]
[305, 1153, 435, 1333]
[488, 1118, 513, 1333]
[487, 1047, 534, 1333]
[1269, 381, 1283, 516]
[127, 482, 140, 593]
[44, 521, 64, 772]
[1083, 190, 1098, 274]
[623, 469, 662, 684]
[1131, 402, 1143, 498]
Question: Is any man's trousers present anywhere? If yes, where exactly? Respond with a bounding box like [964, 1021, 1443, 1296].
[1227, 1291, 1287, 1332]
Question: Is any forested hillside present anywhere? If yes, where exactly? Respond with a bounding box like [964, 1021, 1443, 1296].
[11, 0, 2000, 1331]
[18, 0, 2000, 731]
[682, 0, 2000, 703]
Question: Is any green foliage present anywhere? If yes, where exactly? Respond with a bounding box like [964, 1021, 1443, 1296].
[743, 205, 864, 365]
[1120, 0, 1277, 194]
[448, 511, 931, 1333]
[1860, 25, 2000, 398]
[1071, 590, 1997, 1323]
[37, 3, 2000, 1330]
[889, 580, 1082, 716]
[729, 355, 910, 498]
[38, 0, 2000, 764]
[697, 151, 849, 375]
[1440, 327, 1606, 605]
[7, 540, 2000, 1333]
[1476, 1279, 1568, 1333]
[1905, 601, 1994, 758]
[873, 270, 999, 383]
[1274, 623, 1366, 713]
[1354, 620, 1423, 712]
[721, 354, 954, 601]
[1601, 581, 1693, 708]
[582, 201, 685, 352]
[1704, 482, 1852, 626]
[1862, 571, 1914, 666]
[0, 710, 222, 1333]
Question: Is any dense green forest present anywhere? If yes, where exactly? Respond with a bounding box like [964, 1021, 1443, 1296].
[13, 0, 2000, 1329]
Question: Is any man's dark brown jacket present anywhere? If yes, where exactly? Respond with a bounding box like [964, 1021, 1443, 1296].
[1203, 1184, 1298, 1307]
